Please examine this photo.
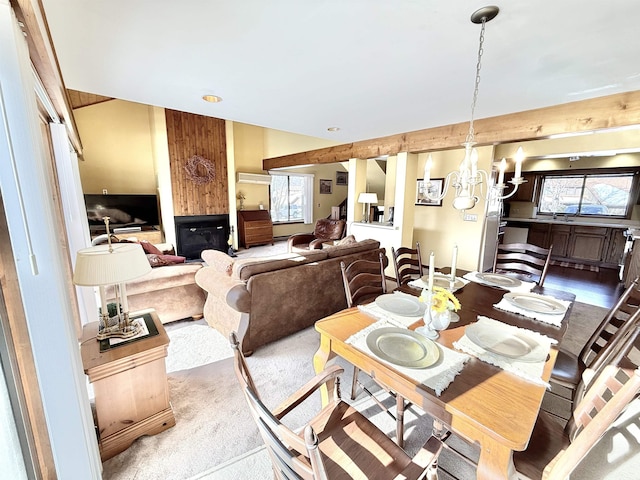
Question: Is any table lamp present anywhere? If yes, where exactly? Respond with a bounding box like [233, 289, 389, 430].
[73, 222, 152, 340]
[357, 192, 378, 223]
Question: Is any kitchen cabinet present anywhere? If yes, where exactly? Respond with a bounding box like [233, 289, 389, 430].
[505, 172, 537, 202]
[604, 229, 627, 266]
[526, 223, 626, 268]
[237, 209, 274, 248]
[548, 224, 571, 257]
[569, 226, 608, 262]
[528, 223, 549, 248]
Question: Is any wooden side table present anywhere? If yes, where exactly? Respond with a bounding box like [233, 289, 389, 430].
[80, 309, 175, 461]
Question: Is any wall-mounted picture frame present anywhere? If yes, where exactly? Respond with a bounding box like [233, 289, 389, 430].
[319, 179, 333, 194]
[415, 178, 444, 206]
[336, 170, 348, 186]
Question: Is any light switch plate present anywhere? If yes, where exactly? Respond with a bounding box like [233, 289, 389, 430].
[463, 213, 478, 222]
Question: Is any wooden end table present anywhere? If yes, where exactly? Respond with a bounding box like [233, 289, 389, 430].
[80, 308, 175, 461]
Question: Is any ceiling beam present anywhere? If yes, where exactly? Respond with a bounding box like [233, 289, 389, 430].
[263, 90, 640, 170]
[12, 0, 82, 154]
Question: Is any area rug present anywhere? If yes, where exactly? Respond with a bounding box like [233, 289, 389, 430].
[551, 259, 600, 272]
[101, 302, 640, 480]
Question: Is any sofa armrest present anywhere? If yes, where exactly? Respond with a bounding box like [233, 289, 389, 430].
[195, 266, 251, 313]
[287, 233, 315, 251]
[226, 284, 251, 313]
[309, 237, 335, 249]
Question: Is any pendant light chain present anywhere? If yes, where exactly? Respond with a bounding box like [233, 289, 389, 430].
[465, 17, 487, 145]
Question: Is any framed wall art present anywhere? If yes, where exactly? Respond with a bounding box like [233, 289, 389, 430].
[336, 170, 348, 186]
[415, 178, 444, 206]
[319, 179, 333, 194]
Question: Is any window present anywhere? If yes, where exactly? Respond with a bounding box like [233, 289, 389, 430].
[269, 172, 314, 224]
[539, 172, 635, 217]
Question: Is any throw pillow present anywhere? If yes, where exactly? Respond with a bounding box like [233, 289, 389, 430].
[139, 240, 164, 255]
[146, 253, 187, 267]
[336, 234, 356, 246]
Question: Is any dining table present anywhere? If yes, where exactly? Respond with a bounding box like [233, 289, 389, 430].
[313, 268, 576, 479]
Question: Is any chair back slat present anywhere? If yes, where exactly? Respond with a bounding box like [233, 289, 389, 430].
[543, 326, 640, 479]
[392, 243, 423, 286]
[568, 324, 640, 439]
[341, 252, 387, 308]
[493, 242, 553, 285]
[230, 334, 316, 480]
[579, 278, 640, 366]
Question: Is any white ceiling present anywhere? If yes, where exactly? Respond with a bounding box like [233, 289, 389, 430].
[41, 1, 640, 145]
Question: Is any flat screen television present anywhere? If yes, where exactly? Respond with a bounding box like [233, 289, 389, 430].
[84, 194, 160, 233]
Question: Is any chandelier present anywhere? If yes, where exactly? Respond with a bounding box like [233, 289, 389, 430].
[422, 5, 525, 211]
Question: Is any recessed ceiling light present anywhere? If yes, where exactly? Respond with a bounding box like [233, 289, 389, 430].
[202, 94, 223, 103]
[327, 127, 340, 132]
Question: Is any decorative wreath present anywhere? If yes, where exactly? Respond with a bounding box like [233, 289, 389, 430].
[184, 155, 215, 185]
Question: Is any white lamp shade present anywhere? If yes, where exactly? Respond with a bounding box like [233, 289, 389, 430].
[73, 243, 152, 286]
[357, 192, 378, 204]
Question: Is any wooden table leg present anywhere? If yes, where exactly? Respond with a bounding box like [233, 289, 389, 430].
[313, 334, 336, 406]
[476, 436, 517, 480]
[396, 394, 405, 448]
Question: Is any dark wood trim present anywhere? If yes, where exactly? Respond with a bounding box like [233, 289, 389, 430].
[263, 91, 640, 170]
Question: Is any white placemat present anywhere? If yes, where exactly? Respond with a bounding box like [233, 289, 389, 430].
[358, 293, 425, 328]
[453, 316, 556, 387]
[493, 296, 571, 327]
[463, 271, 536, 292]
[408, 274, 470, 293]
[346, 320, 470, 396]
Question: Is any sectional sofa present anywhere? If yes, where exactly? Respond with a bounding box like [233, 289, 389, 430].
[195, 239, 386, 355]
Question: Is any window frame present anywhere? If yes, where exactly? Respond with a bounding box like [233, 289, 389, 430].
[269, 172, 314, 225]
[537, 168, 639, 219]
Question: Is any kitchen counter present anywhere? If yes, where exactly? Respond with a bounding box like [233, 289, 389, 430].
[502, 216, 639, 230]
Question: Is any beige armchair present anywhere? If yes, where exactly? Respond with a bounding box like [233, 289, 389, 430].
[287, 218, 346, 252]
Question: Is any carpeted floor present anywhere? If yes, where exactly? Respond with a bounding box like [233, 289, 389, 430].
[100, 301, 640, 480]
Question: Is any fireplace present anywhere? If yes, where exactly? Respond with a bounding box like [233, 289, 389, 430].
[175, 215, 229, 260]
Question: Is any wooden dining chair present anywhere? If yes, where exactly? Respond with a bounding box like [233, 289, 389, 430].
[492, 242, 553, 286]
[229, 332, 444, 480]
[437, 325, 640, 480]
[544, 277, 640, 422]
[340, 252, 409, 447]
[392, 242, 424, 286]
[340, 251, 387, 308]
[513, 325, 640, 480]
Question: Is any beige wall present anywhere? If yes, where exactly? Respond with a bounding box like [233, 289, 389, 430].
[233, 123, 270, 212]
[263, 129, 341, 158]
[412, 146, 495, 272]
[76, 100, 157, 194]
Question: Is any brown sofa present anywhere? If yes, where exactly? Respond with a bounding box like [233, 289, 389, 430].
[195, 239, 385, 355]
[106, 262, 206, 324]
[102, 239, 206, 324]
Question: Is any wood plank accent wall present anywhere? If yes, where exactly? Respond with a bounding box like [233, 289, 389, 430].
[165, 110, 229, 216]
[66, 89, 113, 109]
[264, 90, 640, 169]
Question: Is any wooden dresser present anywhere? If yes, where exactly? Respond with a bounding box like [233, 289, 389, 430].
[237, 209, 274, 248]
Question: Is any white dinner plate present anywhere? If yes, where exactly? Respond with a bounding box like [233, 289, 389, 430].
[366, 327, 440, 368]
[476, 273, 522, 288]
[503, 292, 567, 315]
[421, 273, 466, 291]
[465, 322, 547, 362]
[375, 294, 426, 317]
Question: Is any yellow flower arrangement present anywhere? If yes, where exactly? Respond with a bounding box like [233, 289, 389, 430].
[419, 286, 461, 313]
